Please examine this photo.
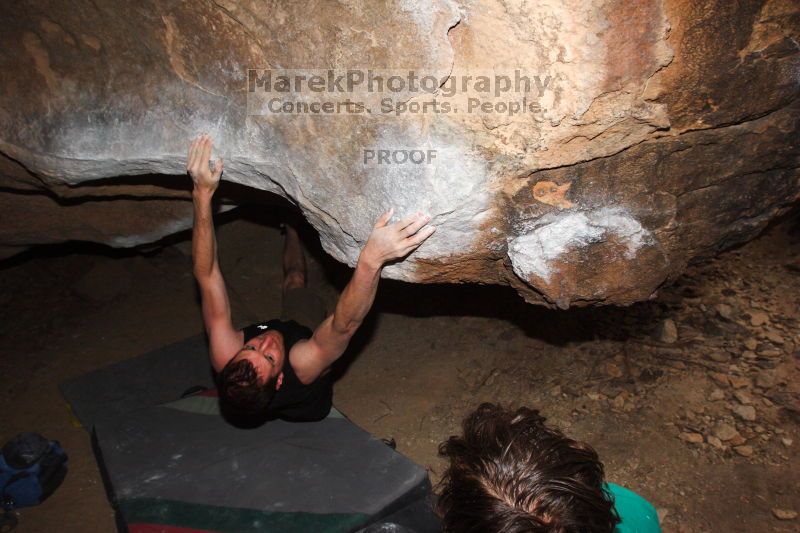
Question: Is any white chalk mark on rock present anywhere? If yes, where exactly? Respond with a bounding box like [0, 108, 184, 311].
[507, 207, 652, 282]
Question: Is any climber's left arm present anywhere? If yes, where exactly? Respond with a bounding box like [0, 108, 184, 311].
[289, 209, 435, 384]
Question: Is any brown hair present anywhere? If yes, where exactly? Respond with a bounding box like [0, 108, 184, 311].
[436, 403, 619, 533]
[217, 358, 277, 416]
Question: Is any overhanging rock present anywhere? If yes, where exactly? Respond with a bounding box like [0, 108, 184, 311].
[1, 0, 798, 306]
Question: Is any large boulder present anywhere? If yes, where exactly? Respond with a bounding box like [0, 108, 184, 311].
[0, 0, 798, 306]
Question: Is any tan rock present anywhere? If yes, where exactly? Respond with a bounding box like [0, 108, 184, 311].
[611, 395, 626, 410]
[679, 432, 704, 444]
[758, 348, 782, 358]
[716, 303, 733, 320]
[728, 376, 751, 389]
[689, 404, 705, 415]
[655, 319, 678, 344]
[710, 373, 730, 387]
[709, 389, 725, 401]
[733, 405, 757, 422]
[750, 311, 769, 327]
[734, 445, 753, 457]
[729, 433, 747, 446]
[755, 372, 775, 389]
[733, 390, 753, 405]
[771, 508, 798, 521]
[708, 351, 730, 363]
[605, 362, 624, 379]
[765, 330, 784, 345]
[712, 423, 739, 442]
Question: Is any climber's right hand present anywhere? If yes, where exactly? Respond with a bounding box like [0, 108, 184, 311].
[187, 133, 223, 196]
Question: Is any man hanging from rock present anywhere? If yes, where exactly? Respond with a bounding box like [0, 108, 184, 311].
[187, 133, 435, 421]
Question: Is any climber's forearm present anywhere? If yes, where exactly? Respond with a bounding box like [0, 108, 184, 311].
[330, 251, 383, 336]
[191, 189, 219, 282]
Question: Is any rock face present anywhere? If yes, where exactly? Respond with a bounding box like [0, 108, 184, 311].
[1, 0, 798, 306]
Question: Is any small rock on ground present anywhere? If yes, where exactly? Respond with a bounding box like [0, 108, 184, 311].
[729, 376, 751, 389]
[729, 433, 747, 446]
[750, 311, 769, 327]
[656, 318, 678, 344]
[733, 404, 757, 422]
[755, 372, 775, 389]
[708, 351, 731, 362]
[771, 508, 798, 520]
[679, 432, 704, 444]
[716, 303, 733, 320]
[713, 423, 739, 442]
[733, 390, 753, 405]
[765, 330, 784, 345]
[711, 373, 730, 387]
[734, 445, 754, 457]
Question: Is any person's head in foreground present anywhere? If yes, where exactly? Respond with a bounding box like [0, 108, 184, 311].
[436, 403, 620, 533]
[218, 330, 286, 416]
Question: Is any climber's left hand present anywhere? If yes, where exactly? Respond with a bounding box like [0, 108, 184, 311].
[360, 209, 436, 268]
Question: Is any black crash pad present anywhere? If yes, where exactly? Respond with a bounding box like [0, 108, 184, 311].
[61, 333, 440, 532]
[93, 396, 437, 532]
[59, 334, 214, 429]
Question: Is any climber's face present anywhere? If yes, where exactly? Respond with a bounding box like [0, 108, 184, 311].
[231, 330, 286, 387]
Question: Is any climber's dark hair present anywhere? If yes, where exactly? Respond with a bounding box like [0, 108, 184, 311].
[217, 358, 277, 416]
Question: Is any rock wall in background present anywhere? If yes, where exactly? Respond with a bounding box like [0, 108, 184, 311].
[1, 0, 798, 306]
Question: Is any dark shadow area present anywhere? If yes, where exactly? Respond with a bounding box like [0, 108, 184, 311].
[313, 241, 667, 347]
[326, 282, 669, 383]
[0, 181, 296, 270]
[0, 238, 162, 270]
[1, 172, 291, 205]
[329, 202, 800, 380]
[683, 201, 800, 268]
[68, 173, 198, 193]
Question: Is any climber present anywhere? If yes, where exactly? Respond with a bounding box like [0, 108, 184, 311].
[186, 133, 436, 421]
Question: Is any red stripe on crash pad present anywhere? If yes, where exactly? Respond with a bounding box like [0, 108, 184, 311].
[198, 388, 219, 397]
[129, 523, 217, 533]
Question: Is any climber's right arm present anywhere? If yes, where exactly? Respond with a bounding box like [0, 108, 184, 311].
[187, 134, 243, 372]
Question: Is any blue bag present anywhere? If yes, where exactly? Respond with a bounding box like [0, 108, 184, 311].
[1, 433, 67, 511]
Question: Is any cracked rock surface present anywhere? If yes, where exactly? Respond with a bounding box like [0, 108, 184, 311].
[1, 0, 798, 306]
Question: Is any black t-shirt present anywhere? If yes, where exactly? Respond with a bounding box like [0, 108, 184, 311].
[240, 319, 332, 421]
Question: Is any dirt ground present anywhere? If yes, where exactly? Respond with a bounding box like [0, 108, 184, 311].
[1, 205, 798, 533]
